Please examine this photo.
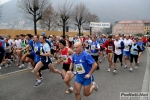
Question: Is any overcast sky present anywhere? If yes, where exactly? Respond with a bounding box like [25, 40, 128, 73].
[1, 0, 150, 23]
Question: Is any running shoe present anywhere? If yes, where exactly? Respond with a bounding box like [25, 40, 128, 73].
[129, 68, 133, 71]
[92, 82, 99, 92]
[65, 87, 73, 94]
[108, 68, 111, 72]
[134, 66, 138, 69]
[34, 80, 42, 87]
[113, 70, 117, 73]
[124, 65, 127, 69]
[19, 64, 25, 69]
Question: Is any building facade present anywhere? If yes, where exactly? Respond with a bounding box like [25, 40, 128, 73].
[142, 20, 150, 34]
[113, 20, 144, 35]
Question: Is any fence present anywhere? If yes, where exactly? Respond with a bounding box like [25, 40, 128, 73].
[0, 29, 90, 38]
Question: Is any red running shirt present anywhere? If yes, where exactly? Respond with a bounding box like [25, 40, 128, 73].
[60, 47, 72, 64]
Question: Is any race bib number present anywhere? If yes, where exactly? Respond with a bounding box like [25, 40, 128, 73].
[140, 46, 142, 49]
[85, 43, 88, 47]
[108, 46, 113, 50]
[62, 55, 68, 62]
[125, 46, 129, 49]
[34, 46, 38, 52]
[91, 45, 95, 50]
[99, 43, 102, 46]
[76, 64, 85, 74]
[40, 47, 43, 54]
[53, 46, 56, 50]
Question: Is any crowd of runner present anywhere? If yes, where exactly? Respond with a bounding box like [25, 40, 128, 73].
[0, 32, 148, 100]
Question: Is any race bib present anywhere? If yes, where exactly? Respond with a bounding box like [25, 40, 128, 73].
[99, 43, 102, 46]
[76, 64, 85, 74]
[34, 46, 38, 52]
[91, 45, 95, 50]
[108, 46, 113, 50]
[40, 47, 43, 54]
[125, 46, 129, 49]
[62, 55, 68, 62]
[140, 46, 143, 49]
[85, 43, 88, 47]
[53, 46, 56, 50]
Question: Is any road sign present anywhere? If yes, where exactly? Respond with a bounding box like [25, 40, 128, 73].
[90, 22, 110, 28]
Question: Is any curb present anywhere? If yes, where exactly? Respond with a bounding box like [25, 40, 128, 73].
[140, 47, 150, 100]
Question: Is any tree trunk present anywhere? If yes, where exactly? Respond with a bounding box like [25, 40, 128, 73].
[48, 20, 50, 31]
[78, 25, 81, 36]
[90, 27, 92, 35]
[63, 21, 66, 36]
[34, 20, 37, 35]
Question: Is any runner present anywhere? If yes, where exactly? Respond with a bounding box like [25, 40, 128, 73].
[15, 34, 28, 68]
[84, 35, 92, 53]
[34, 35, 62, 87]
[97, 35, 106, 62]
[90, 36, 100, 70]
[123, 35, 133, 69]
[129, 39, 142, 71]
[13, 35, 22, 66]
[19, 34, 34, 69]
[137, 37, 145, 64]
[102, 35, 114, 72]
[0, 40, 5, 69]
[56, 39, 75, 94]
[113, 34, 124, 73]
[67, 42, 98, 100]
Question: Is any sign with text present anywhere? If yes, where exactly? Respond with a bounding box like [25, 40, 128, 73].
[90, 22, 110, 28]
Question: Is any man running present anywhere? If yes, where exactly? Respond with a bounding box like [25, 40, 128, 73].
[123, 35, 133, 69]
[113, 34, 124, 73]
[56, 39, 75, 93]
[33, 35, 61, 87]
[67, 42, 98, 100]
[102, 35, 114, 72]
[90, 36, 100, 70]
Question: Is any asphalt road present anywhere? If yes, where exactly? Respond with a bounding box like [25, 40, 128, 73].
[0, 50, 148, 100]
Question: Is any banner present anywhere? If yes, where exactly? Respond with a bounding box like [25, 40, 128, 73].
[90, 22, 110, 28]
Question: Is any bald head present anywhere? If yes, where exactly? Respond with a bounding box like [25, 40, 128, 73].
[74, 42, 82, 47]
[74, 42, 83, 55]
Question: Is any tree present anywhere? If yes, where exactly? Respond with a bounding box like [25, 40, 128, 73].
[39, 4, 56, 31]
[87, 13, 99, 35]
[0, 4, 2, 20]
[57, 2, 72, 36]
[18, 0, 49, 35]
[72, 3, 89, 36]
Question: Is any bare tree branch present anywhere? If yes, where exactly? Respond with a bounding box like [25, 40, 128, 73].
[56, 1, 73, 36]
[71, 3, 89, 36]
[18, 0, 49, 35]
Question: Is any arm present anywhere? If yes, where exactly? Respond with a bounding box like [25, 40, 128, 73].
[118, 41, 124, 49]
[87, 62, 97, 75]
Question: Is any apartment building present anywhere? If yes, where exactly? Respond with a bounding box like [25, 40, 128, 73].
[142, 20, 150, 34]
[112, 20, 144, 35]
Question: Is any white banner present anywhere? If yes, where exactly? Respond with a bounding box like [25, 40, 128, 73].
[90, 22, 110, 28]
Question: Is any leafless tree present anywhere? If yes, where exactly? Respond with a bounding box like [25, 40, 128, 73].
[39, 4, 56, 31]
[18, 0, 49, 35]
[57, 2, 73, 36]
[87, 13, 99, 35]
[0, 4, 2, 20]
[72, 3, 89, 36]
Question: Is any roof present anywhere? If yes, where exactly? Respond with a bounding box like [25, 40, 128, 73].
[118, 20, 144, 24]
[142, 20, 150, 24]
